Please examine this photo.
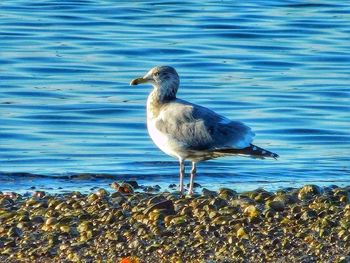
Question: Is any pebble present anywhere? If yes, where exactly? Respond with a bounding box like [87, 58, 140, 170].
[218, 188, 237, 200]
[32, 191, 46, 198]
[0, 185, 349, 262]
[298, 185, 323, 200]
[266, 200, 285, 212]
[186, 182, 202, 188]
[144, 200, 175, 215]
[202, 188, 217, 197]
[124, 180, 139, 189]
[168, 184, 177, 189]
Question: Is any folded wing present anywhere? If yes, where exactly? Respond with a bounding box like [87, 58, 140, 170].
[154, 99, 255, 151]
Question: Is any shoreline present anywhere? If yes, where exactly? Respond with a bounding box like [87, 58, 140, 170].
[1, 184, 350, 262]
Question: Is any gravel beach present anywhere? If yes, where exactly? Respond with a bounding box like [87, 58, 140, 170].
[1, 184, 350, 262]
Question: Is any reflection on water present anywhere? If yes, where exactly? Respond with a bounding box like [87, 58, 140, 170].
[0, 0, 349, 192]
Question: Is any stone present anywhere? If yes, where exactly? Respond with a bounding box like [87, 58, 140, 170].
[266, 200, 285, 212]
[218, 188, 237, 200]
[144, 200, 175, 215]
[202, 188, 217, 197]
[298, 185, 323, 200]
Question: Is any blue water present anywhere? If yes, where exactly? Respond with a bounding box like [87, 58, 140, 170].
[1, 0, 349, 193]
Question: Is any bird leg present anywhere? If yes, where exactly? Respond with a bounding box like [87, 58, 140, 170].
[179, 159, 185, 194]
[188, 162, 197, 195]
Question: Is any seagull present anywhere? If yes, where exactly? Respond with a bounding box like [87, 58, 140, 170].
[130, 66, 278, 195]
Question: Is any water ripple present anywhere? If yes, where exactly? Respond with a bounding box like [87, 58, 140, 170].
[0, 0, 349, 192]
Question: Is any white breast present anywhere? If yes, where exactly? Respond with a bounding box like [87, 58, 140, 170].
[147, 118, 182, 159]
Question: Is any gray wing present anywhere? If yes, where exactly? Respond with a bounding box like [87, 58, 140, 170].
[155, 99, 255, 150]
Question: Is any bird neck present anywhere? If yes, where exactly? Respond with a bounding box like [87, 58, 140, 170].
[147, 85, 176, 118]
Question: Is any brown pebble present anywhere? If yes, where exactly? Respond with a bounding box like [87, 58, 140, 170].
[33, 191, 46, 198]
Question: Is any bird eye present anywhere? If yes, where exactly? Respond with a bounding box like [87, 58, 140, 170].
[154, 72, 160, 77]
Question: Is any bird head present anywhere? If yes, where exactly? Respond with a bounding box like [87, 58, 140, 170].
[130, 66, 180, 100]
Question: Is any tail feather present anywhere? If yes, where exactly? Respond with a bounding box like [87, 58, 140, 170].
[213, 144, 279, 159]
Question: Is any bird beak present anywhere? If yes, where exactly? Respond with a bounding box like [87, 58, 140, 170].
[130, 77, 148, 86]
